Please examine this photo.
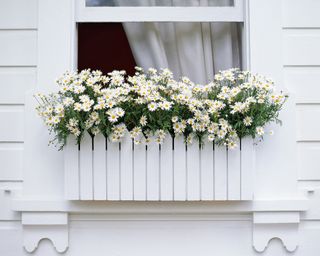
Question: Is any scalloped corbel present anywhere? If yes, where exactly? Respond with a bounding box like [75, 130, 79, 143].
[253, 212, 299, 252]
[22, 212, 68, 253]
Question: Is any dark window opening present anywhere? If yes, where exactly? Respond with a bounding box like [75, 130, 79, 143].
[77, 23, 137, 75]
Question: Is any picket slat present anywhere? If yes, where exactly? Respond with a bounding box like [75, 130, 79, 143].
[173, 136, 187, 200]
[93, 134, 107, 200]
[214, 145, 227, 200]
[160, 135, 173, 201]
[133, 142, 147, 200]
[187, 140, 200, 200]
[241, 138, 254, 200]
[107, 140, 120, 200]
[120, 131, 133, 200]
[64, 136, 79, 200]
[79, 132, 93, 200]
[200, 141, 214, 200]
[146, 139, 160, 201]
[227, 145, 241, 200]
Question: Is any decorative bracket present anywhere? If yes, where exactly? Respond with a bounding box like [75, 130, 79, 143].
[22, 212, 68, 253]
[253, 212, 300, 252]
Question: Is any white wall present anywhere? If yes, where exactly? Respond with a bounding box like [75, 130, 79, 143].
[0, 0, 37, 182]
[0, 0, 38, 220]
[1, 0, 320, 255]
[0, 0, 38, 255]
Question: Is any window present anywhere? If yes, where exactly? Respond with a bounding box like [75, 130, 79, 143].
[76, 0, 247, 83]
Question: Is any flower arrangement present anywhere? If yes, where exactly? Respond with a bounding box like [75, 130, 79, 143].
[35, 67, 287, 149]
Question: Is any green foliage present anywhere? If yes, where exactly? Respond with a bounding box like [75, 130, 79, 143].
[35, 68, 287, 150]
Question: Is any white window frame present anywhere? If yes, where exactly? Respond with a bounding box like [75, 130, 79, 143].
[76, 0, 245, 22]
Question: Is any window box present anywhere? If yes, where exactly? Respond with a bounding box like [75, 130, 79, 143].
[64, 132, 254, 201]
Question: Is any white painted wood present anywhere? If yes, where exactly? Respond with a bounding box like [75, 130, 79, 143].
[0, 186, 21, 220]
[227, 146, 241, 200]
[249, 0, 298, 200]
[64, 134, 254, 202]
[22, 212, 68, 225]
[146, 139, 160, 201]
[296, 104, 320, 141]
[19, 0, 75, 203]
[120, 131, 133, 200]
[254, 212, 300, 224]
[0, 0, 38, 29]
[22, 212, 68, 253]
[284, 67, 320, 103]
[214, 145, 227, 200]
[107, 139, 120, 200]
[186, 140, 200, 201]
[282, 0, 320, 28]
[200, 141, 214, 200]
[253, 212, 300, 252]
[133, 142, 147, 200]
[173, 136, 187, 201]
[0, 142, 23, 181]
[0, 67, 36, 104]
[93, 134, 107, 200]
[37, 0, 76, 90]
[0, 30, 37, 66]
[12, 198, 309, 213]
[79, 132, 93, 200]
[160, 134, 173, 201]
[241, 137, 254, 200]
[76, 3, 244, 22]
[283, 29, 320, 66]
[64, 136, 79, 200]
[0, 106, 24, 142]
[297, 142, 320, 180]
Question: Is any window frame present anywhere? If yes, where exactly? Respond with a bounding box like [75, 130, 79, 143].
[76, 0, 245, 22]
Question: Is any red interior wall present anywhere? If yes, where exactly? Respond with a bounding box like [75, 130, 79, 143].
[77, 23, 137, 76]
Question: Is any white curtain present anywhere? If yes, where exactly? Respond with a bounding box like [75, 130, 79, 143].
[116, 0, 241, 84]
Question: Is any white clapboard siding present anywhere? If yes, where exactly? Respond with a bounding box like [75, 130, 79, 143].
[0, 142, 23, 181]
[173, 136, 187, 201]
[0, 30, 37, 66]
[0, 106, 24, 142]
[282, 0, 320, 28]
[228, 146, 241, 200]
[296, 104, 320, 141]
[0, 67, 36, 104]
[160, 135, 173, 201]
[64, 134, 254, 201]
[284, 67, 320, 103]
[187, 139, 200, 200]
[297, 142, 320, 180]
[107, 139, 120, 200]
[214, 145, 227, 200]
[64, 136, 79, 200]
[79, 132, 93, 200]
[0, 0, 38, 29]
[93, 134, 106, 200]
[241, 137, 254, 200]
[146, 138, 160, 200]
[133, 141, 147, 200]
[120, 131, 133, 200]
[283, 29, 320, 66]
[200, 141, 214, 200]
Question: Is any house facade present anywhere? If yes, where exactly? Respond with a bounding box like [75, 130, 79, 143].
[1, 0, 320, 255]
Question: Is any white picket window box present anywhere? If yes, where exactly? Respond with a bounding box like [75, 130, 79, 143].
[64, 132, 254, 201]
